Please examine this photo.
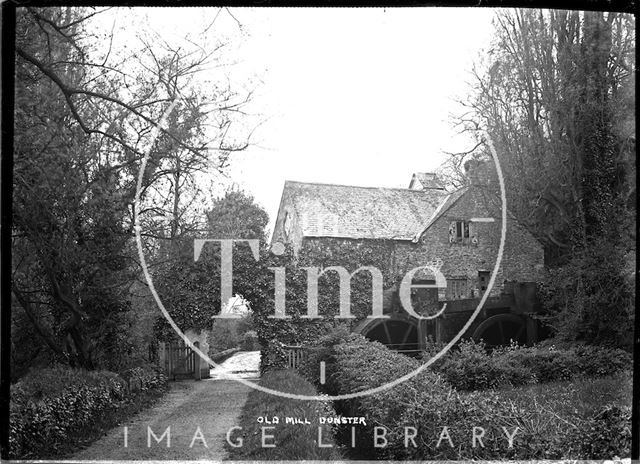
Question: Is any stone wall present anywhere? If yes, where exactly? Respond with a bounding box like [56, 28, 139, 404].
[272, 186, 304, 252]
[400, 185, 545, 297]
[300, 187, 544, 300]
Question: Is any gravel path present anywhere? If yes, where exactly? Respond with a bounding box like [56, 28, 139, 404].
[73, 352, 260, 460]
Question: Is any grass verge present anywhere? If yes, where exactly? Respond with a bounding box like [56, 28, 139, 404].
[225, 369, 343, 460]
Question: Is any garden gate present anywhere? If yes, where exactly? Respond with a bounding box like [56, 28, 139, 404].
[164, 341, 203, 380]
[283, 345, 307, 370]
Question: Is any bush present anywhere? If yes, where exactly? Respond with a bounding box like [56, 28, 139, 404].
[9, 365, 125, 458]
[571, 405, 632, 458]
[573, 344, 632, 377]
[329, 334, 457, 459]
[538, 238, 635, 350]
[240, 330, 260, 351]
[429, 340, 631, 391]
[429, 339, 536, 390]
[119, 363, 168, 393]
[209, 319, 242, 352]
[9, 363, 167, 459]
[486, 373, 633, 459]
[324, 335, 632, 460]
[260, 340, 289, 374]
[225, 370, 342, 460]
[298, 325, 352, 394]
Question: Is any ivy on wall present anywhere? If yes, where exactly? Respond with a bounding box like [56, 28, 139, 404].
[152, 238, 406, 369]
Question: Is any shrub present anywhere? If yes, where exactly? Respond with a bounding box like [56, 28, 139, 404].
[225, 369, 342, 460]
[486, 373, 633, 459]
[9, 365, 126, 458]
[429, 340, 536, 390]
[539, 239, 634, 349]
[430, 340, 631, 391]
[209, 319, 242, 352]
[260, 340, 289, 373]
[9, 363, 167, 459]
[573, 344, 632, 377]
[119, 363, 168, 393]
[329, 334, 457, 459]
[240, 330, 260, 351]
[326, 335, 632, 460]
[298, 325, 352, 394]
[570, 405, 632, 458]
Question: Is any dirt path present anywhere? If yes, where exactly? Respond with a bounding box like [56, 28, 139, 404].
[73, 352, 260, 460]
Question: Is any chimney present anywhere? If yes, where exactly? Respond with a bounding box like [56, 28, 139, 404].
[409, 172, 446, 191]
[463, 159, 493, 187]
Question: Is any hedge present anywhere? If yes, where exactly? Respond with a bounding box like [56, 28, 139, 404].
[9, 363, 167, 459]
[326, 334, 459, 459]
[314, 333, 632, 460]
[119, 363, 168, 394]
[427, 339, 632, 391]
[240, 330, 260, 351]
[225, 369, 342, 460]
[299, 325, 352, 395]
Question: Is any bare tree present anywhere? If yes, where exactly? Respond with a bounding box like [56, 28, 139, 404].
[11, 6, 256, 369]
[446, 10, 635, 259]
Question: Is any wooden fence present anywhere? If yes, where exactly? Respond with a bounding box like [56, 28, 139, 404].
[164, 341, 205, 380]
[282, 345, 307, 370]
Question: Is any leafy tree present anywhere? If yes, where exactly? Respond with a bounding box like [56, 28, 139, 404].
[444, 10, 635, 346]
[11, 7, 253, 373]
[153, 190, 269, 340]
[206, 189, 270, 240]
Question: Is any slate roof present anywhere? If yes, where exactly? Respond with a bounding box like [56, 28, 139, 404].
[409, 172, 446, 190]
[282, 181, 450, 241]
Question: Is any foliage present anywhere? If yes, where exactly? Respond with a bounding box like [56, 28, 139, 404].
[225, 370, 342, 460]
[444, 10, 635, 347]
[153, 190, 267, 341]
[486, 373, 633, 460]
[251, 239, 400, 373]
[427, 339, 631, 391]
[153, 241, 265, 340]
[240, 330, 260, 351]
[208, 320, 241, 352]
[539, 238, 635, 348]
[11, 6, 253, 374]
[118, 364, 168, 394]
[8, 364, 167, 459]
[298, 325, 352, 395]
[429, 339, 535, 390]
[206, 314, 255, 353]
[207, 189, 270, 241]
[569, 405, 632, 458]
[327, 334, 454, 459]
[320, 334, 632, 460]
[447, 10, 635, 254]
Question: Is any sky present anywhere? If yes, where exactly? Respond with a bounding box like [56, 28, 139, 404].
[94, 7, 497, 233]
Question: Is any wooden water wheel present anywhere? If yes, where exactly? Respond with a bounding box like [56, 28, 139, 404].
[363, 319, 421, 354]
[471, 313, 527, 347]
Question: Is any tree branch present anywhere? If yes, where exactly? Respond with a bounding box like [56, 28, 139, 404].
[12, 286, 66, 358]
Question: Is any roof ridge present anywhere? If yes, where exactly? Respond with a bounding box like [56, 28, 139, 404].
[284, 179, 449, 194]
[412, 186, 470, 240]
